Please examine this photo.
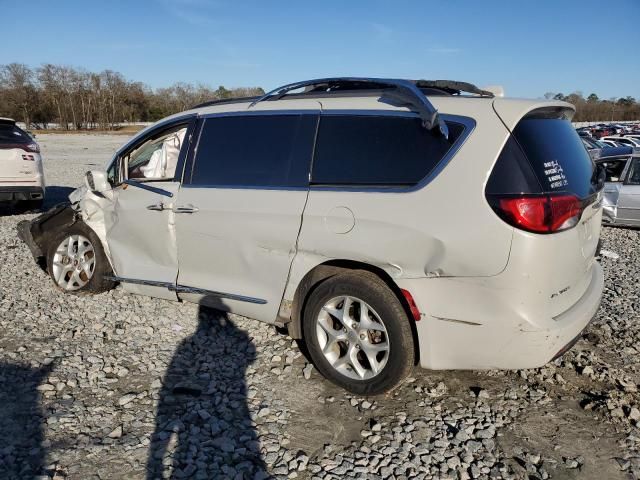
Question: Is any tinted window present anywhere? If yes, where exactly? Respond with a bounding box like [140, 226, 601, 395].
[513, 118, 597, 198]
[485, 136, 542, 195]
[190, 115, 317, 187]
[311, 115, 461, 186]
[0, 124, 31, 144]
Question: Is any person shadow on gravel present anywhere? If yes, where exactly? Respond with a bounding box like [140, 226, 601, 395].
[0, 362, 52, 479]
[146, 304, 267, 480]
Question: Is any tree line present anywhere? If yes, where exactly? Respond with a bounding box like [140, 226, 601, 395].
[544, 92, 639, 122]
[1, 63, 638, 129]
[0, 63, 264, 130]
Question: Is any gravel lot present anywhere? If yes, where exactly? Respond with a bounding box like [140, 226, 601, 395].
[0, 134, 639, 480]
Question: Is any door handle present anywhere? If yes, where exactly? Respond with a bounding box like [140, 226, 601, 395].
[173, 204, 199, 214]
[146, 203, 165, 211]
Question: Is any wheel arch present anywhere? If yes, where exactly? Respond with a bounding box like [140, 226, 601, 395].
[284, 259, 420, 364]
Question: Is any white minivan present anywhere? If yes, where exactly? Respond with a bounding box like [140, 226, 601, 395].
[18, 78, 605, 394]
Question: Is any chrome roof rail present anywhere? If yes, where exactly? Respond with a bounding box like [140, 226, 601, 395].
[248, 77, 450, 138]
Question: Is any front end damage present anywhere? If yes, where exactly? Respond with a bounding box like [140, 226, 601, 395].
[16, 185, 115, 268]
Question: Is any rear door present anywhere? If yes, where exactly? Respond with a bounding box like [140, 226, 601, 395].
[174, 110, 319, 322]
[618, 157, 640, 225]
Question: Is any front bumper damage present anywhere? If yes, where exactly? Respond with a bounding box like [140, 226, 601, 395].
[17, 203, 78, 261]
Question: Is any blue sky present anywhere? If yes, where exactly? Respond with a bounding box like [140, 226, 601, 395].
[1, 0, 638, 99]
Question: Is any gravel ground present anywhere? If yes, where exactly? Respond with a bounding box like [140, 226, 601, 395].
[0, 134, 639, 480]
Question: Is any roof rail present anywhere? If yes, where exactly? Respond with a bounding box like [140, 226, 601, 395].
[248, 77, 450, 138]
[415, 80, 494, 97]
[190, 95, 260, 110]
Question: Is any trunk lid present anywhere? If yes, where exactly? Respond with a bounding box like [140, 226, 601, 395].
[488, 103, 604, 318]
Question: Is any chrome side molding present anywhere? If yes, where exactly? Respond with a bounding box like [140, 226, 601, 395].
[105, 276, 267, 305]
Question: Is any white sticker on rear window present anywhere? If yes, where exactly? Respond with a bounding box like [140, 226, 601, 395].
[543, 160, 569, 189]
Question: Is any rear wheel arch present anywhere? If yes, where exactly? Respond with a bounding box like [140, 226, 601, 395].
[286, 260, 420, 365]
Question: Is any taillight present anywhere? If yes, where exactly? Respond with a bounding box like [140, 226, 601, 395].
[0, 142, 40, 153]
[490, 194, 583, 233]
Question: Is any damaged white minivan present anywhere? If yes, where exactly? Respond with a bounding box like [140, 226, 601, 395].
[18, 78, 606, 394]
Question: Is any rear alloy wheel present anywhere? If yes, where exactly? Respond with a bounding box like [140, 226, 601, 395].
[303, 271, 415, 395]
[46, 222, 115, 294]
[316, 295, 390, 380]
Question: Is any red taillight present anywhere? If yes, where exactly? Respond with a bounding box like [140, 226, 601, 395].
[400, 289, 421, 321]
[495, 194, 583, 233]
[0, 142, 40, 153]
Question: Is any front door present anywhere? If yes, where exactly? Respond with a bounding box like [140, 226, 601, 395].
[104, 118, 194, 299]
[618, 157, 640, 225]
[174, 109, 319, 322]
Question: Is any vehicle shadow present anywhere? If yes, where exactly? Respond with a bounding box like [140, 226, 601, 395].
[0, 362, 52, 479]
[146, 304, 267, 479]
[44, 186, 75, 208]
[0, 185, 74, 217]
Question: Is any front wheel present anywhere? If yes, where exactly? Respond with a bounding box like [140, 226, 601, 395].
[46, 222, 115, 294]
[302, 271, 415, 395]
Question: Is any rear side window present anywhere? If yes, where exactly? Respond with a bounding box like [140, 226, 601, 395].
[311, 115, 462, 186]
[487, 116, 597, 199]
[0, 124, 31, 144]
[190, 115, 317, 187]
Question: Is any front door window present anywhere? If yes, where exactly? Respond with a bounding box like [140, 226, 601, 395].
[127, 126, 187, 181]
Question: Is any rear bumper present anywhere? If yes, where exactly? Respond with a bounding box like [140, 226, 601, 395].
[397, 262, 604, 370]
[0, 185, 45, 201]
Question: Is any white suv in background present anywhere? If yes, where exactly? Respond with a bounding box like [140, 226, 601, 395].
[0, 118, 45, 209]
[18, 78, 605, 395]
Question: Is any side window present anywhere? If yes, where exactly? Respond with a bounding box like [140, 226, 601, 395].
[126, 125, 188, 181]
[627, 158, 640, 185]
[311, 115, 461, 186]
[189, 115, 317, 187]
[601, 160, 628, 182]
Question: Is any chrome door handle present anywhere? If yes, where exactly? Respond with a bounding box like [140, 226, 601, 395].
[173, 204, 199, 214]
[146, 203, 165, 211]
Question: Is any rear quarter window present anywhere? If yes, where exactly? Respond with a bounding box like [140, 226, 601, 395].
[311, 115, 464, 186]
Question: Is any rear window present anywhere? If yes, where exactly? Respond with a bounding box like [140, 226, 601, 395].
[487, 116, 597, 199]
[513, 118, 596, 198]
[0, 124, 31, 144]
[189, 114, 317, 187]
[311, 115, 463, 186]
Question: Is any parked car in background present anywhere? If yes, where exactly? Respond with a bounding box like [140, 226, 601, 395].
[598, 154, 640, 226]
[0, 118, 45, 209]
[581, 136, 632, 160]
[601, 136, 640, 148]
[17, 77, 604, 394]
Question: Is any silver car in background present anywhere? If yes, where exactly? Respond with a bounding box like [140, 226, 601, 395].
[598, 154, 640, 226]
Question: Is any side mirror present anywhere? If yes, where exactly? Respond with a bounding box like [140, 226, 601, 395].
[85, 170, 110, 193]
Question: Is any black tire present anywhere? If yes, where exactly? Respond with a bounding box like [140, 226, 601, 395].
[46, 221, 115, 294]
[302, 271, 415, 395]
[22, 199, 44, 212]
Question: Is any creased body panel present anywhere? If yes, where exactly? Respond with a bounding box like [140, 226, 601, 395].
[175, 187, 308, 322]
[287, 107, 514, 305]
[104, 182, 180, 300]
